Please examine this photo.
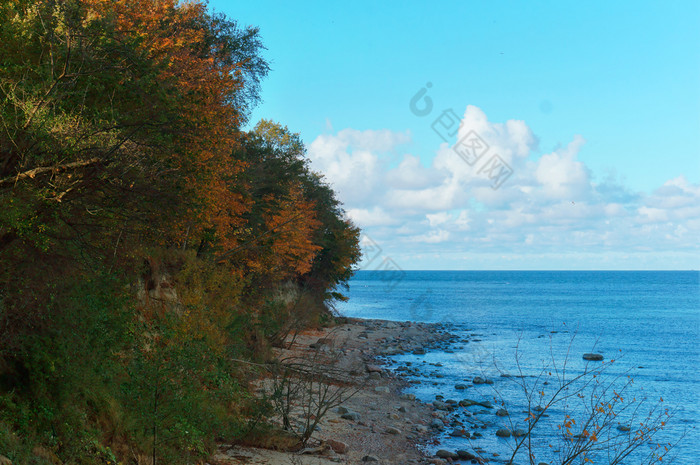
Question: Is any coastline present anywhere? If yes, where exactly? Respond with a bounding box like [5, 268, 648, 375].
[212, 317, 459, 465]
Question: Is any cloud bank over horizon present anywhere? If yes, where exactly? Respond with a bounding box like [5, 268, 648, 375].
[307, 106, 700, 270]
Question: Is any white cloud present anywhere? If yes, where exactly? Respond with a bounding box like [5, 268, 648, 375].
[306, 106, 700, 269]
[346, 207, 398, 227]
[534, 135, 591, 200]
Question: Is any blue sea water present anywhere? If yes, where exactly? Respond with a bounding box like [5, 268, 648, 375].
[337, 270, 700, 464]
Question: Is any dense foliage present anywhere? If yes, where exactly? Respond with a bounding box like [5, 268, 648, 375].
[0, 1, 361, 463]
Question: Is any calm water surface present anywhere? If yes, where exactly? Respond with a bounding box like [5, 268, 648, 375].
[338, 271, 699, 464]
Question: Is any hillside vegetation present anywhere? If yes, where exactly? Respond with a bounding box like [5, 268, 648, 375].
[0, 1, 361, 463]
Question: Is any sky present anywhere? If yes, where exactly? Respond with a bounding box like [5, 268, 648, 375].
[209, 0, 700, 270]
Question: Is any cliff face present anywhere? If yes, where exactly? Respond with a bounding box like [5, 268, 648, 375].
[137, 259, 179, 304]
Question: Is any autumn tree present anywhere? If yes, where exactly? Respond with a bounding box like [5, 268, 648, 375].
[0, 1, 360, 463]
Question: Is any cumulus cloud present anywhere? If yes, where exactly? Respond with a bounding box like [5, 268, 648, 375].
[306, 107, 700, 269]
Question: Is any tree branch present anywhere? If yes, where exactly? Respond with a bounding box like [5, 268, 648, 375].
[0, 158, 101, 187]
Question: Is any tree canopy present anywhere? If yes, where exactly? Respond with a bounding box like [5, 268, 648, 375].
[0, 1, 360, 463]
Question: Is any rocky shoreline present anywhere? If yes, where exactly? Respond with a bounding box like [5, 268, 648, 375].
[211, 318, 511, 465]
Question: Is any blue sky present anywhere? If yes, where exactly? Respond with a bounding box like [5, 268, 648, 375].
[210, 0, 699, 270]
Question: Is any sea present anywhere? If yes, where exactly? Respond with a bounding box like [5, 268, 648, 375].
[337, 270, 700, 464]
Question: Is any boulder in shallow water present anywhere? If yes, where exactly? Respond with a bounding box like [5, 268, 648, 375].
[496, 428, 511, 437]
[457, 450, 477, 460]
[449, 428, 470, 438]
[583, 353, 604, 361]
[435, 450, 458, 459]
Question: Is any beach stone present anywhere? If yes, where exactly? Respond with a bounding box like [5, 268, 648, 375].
[455, 383, 468, 390]
[335, 406, 349, 414]
[341, 411, 360, 421]
[435, 450, 458, 459]
[430, 419, 445, 430]
[583, 353, 604, 361]
[617, 425, 631, 432]
[366, 364, 383, 373]
[398, 406, 407, 413]
[449, 428, 470, 438]
[362, 456, 379, 462]
[496, 428, 511, 437]
[473, 376, 486, 384]
[428, 460, 445, 465]
[374, 386, 390, 393]
[456, 450, 477, 460]
[432, 400, 450, 411]
[327, 439, 348, 454]
[513, 428, 527, 437]
[412, 347, 426, 355]
[415, 425, 429, 433]
[369, 372, 381, 380]
[496, 408, 509, 417]
[386, 426, 401, 435]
